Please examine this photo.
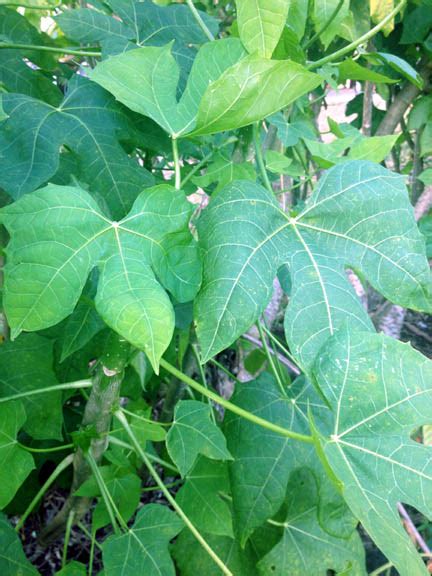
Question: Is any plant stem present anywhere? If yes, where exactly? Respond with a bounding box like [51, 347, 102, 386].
[185, 0, 215, 41]
[303, 0, 344, 49]
[0, 380, 92, 404]
[0, 43, 101, 58]
[160, 358, 313, 443]
[77, 521, 103, 551]
[242, 331, 301, 375]
[115, 410, 233, 576]
[172, 137, 181, 189]
[192, 344, 216, 423]
[120, 408, 171, 426]
[257, 321, 286, 396]
[308, 0, 407, 70]
[253, 122, 273, 194]
[19, 442, 74, 453]
[208, 358, 242, 385]
[369, 554, 432, 576]
[108, 435, 179, 473]
[15, 454, 74, 532]
[2, 1, 60, 8]
[62, 510, 75, 568]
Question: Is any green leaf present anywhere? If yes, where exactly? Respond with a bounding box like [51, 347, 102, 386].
[0, 334, 62, 440]
[373, 52, 423, 89]
[303, 136, 357, 168]
[0, 513, 38, 574]
[166, 400, 232, 476]
[192, 153, 256, 193]
[267, 113, 316, 147]
[236, 0, 290, 58]
[55, 561, 87, 576]
[265, 151, 292, 174]
[0, 7, 61, 105]
[257, 469, 366, 576]
[418, 168, 432, 186]
[347, 134, 399, 162]
[89, 39, 247, 137]
[102, 503, 183, 575]
[0, 75, 153, 219]
[172, 529, 258, 576]
[176, 457, 233, 537]
[337, 59, 398, 84]
[0, 402, 34, 508]
[57, 0, 219, 87]
[312, 0, 350, 48]
[190, 56, 321, 136]
[60, 301, 105, 362]
[224, 373, 355, 544]
[370, 0, 395, 35]
[195, 161, 432, 368]
[419, 213, 432, 258]
[75, 465, 141, 530]
[312, 330, 432, 576]
[1, 183, 200, 371]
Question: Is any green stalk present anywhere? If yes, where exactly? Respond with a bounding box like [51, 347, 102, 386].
[160, 358, 314, 443]
[115, 410, 233, 576]
[0, 43, 101, 58]
[19, 443, 74, 454]
[0, 380, 92, 404]
[257, 321, 287, 396]
[192, 344, 216, 423]
[308, 0, 407, 70]
[253, 122, 273, 194]
[2, 1, 60, 8]
[185, 0, 215, 42]
[62, 510, 75, 568]
[15, 454, 74, 532]
[108, 435, 179, 473]
[172, 137, 181, 189]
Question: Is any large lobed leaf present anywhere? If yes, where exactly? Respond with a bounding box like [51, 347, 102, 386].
[312, 330, 432, 576]
[0, 75, 153, 219]
[195, 161, 432, 369]
[0, 183, 200, 371]
[89, 39, 320, 137]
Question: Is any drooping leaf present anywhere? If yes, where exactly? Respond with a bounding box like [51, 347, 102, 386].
[0, 513, 39, 574]
[337, 59, 398, 84]
[256, 469, 366, 576]
[57, 0, 219, 88]
[102, 504, 183, 575]
[236, 0, 290, 58]
[347, 134, 399, 162]
[0, 7, 61, 105]
[371, 52, 423, 89]
[89, 40, 320, 137]
[195, 161, 432, 369]
[370, 0, 395, 36]
[166, 400, 232, 476]
[75, 465, 141, 530]
[0, 334, 62, 440]
[176, 457, 233, 537]
[312, 330, 432, 575]
[312, 0, 350, 48]
[172, 529, 258, 576]
[0, 75, 153, 219]
[224, 373, 355, 545]
[0, 183, 200, 371]
[0, 402, 34, 508]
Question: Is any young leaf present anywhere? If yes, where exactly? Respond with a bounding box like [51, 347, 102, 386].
[195, 161, 432, 369]
[193, 153, 256, 194]
[102, 504, 183, 575]
[173, 529, 258, 576]
[89, 40, 320, 137]
[89, 39, 247, 137]
[0, 334, 62, 440]
[312, 330, 432, 576]
[0, 513, 39, 575]
[176, 457, 233, 537]
[236, 0, 290, 58]
[1, 183, 200, 371]
[0, 76, 153, 219]
[256, 469, 366, 576]
[0, 402, 34, 508]
[166, 400, 232, 476]
[347, 134, 399, 162]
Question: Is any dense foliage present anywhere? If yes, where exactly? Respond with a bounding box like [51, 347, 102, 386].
[0, 0, 431, 574]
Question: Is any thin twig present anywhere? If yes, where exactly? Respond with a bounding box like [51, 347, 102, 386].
[397, 503, 431, 555]
[0, 42, 101, 57]
[185, 0, 215, 42]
